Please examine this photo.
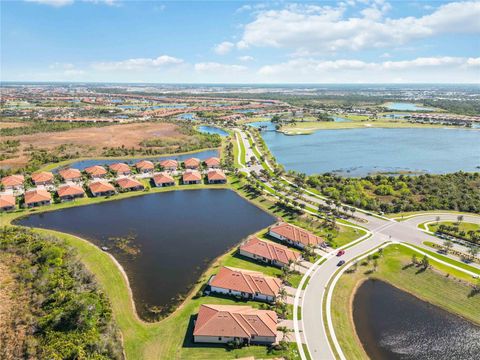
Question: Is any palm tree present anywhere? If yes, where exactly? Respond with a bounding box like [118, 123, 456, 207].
[468, 246, 479, 260]
[435, 216, 441, 224]
[457, 215, 464, 224]
[278, 287, 288, 302]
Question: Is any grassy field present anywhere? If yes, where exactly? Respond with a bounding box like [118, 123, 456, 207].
[329, 244, 480, 360]
[426, 221, 480, 233]
[387, 210, 480, 220]
[235, 131, 246, 166]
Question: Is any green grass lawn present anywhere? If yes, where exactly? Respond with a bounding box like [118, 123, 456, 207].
[426, 221, 480, 233]
[328, 244, 480, 360]
[235, 131, 246, 166]
[387, 210, 480, 220]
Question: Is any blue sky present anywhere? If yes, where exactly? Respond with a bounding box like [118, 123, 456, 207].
[1, 0, 479, 83]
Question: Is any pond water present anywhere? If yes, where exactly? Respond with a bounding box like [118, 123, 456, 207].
[353, 279, 480, 360]
[260, 128, 480, 176]
[16, 189, 275, 320]
[247, 121, 277, 131]
[198, 125, 229, 137]
[177, 113, 195, 120]
[235, 109, 260, 114]
[385, 102, 433, 111]
[333, 116, 352, 122]
[52, 149, 219, 171]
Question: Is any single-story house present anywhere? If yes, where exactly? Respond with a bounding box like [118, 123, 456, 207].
[59, 168, 82, 182]
[1, 174, 25, 191]
[57, 184, 85, 201]
[85, 165, 107, 179]
[269, 222, 324, 249]
[204, 157, 221, 168]
[109, 163, 131, 176]
[183, 170, 202, 185]
[159, 159, 178, 171]
[239, 237, 300, 268]
[209, 266, 282, 303]
[89, 181, 116, 197]
[153, 172, 175, 187]
[193, 304, 277, 345]
[24, 189, 52, 207]
[207, 169, 227, 184]
[0, 194, 16, 211]
[116, 177, 144, 191]
[184, 157, 200, 169]
[31, 171, 54, 186]
[135, 160, 155, 173]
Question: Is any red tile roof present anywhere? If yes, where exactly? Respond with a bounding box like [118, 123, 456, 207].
[204, 157, 221, 167]
[159, 159, 178, 168]
[89, 181, 115, 194]
[184, 157, 200, 167]
[207, 169, 226, 181]
[59, 168, 82, 180]
[183, 170, 202, 182]
[24, 189, 51, 204]
[85, 165, 107, 177]
[31, 171, 54, 183]
[193, 304, 277, 339]
[109, 163, 131, 173]
[240, 237, 300, 266]
[116, 177, 144, 189]
[135, 160, 154, 170]
[0, 194, 15, 208]
[270, 222, 324, 247]
[1, 175, 24, 187]
[57, 184, 85, 197]
[210, 266, 282, 297]
[153, 172, 174, 185]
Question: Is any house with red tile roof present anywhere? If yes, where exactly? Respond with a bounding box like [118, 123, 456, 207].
[24, 189, 51, 207]
[85, 165, 107, 179]
[1, 175, 25, 190]
[0, 194, 16, 211]
[89, 181, 116, 197]
[204, 157, 221, 168]
[183, 170, 202, 184]
[239, 237, 300, 268]
[31, 171, 54, 186]
[116, 177, 144, 191]
[135, 160, 154, 173]
[209, 266, 282, 303]
[109, 163, 131, 176]
[59, 168, 82, 182]
[159, 159, 178, 171]
[184, 157, 200, 169]
[207, 169, 227, 184]
[153, 172, 175, 187]
[193, 304, 277, 345]
[57, 184, 85, 201]
[269, 222, 324, 249]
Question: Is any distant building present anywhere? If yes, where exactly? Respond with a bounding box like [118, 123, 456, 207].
[116, 177, 144, 191]
[159, 159, 178, 171]
[109, 163, 131, 176]
[85, 165, 107, 179]
[1, 175, 25, 191]
[135, 160, 155, 173]
[0, 194, 16, 211]
[24, 189, 51, 207]
[183, 170, 202, 184]
[57, 184, 85, 201]
[204, 157, 221, 168]
[184, 157, 200, 169]
[89, 181, 116, 197]
[59, 168, 82, 182]
[207, 169, 227, 184]
[31, 171, 54, 186]
[153, 172, 175, 187]
[239, 237, 300, 268]
[269, 222, 324, 249]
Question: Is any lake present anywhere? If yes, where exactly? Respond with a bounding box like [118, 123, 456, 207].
[260, 128, 480, 176]
[16, 189, 275, 320]
[52, 149, 219, 171]
[385, 102, 433, 111]
[198, 125, 229, 137]
[353, 280, 480, 360]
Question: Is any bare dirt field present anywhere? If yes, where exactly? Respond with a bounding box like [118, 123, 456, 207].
[0, 122, 25, 129]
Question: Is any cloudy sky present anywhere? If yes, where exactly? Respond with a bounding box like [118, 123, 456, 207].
[2, 0, 479, 83]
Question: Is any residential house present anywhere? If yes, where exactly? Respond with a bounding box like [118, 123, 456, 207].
[1, 175, 24, 191]
[184, 157, 200, 169]
[269, 222, 324, 249]
[207, 169, 227, 184]
[89, 181, 116, 197]
[135, 160, 155, 174]
[57, 184, 85, 201]
[0, 194, 16, 211]
[116, 177, 144, 191]
[24, 189, 51, 207]
[204, 157, 221, 169]
[31, 171, 54, 186]
[153, 172, 175, 187]
[109, 163, 131, 176]
[59, 168, 83, 182]
[183, 170, 202, 185]
[159, 159, 178, 171]
[193, 304, 277, 345]
[239, 237, 300, 268]
[209, 266, 282, 303]
[85, 165, 107, 179]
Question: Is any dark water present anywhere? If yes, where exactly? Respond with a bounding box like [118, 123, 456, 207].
[353, 280, 480, 360]
[16, 189, 274, 319]
[198, 125, 229, 137]
[52, 149, 219, 172]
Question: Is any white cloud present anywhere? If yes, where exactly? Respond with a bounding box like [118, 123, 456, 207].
[194, 62, 247, 73]
[238, 55, 254, 62]
[238, 1, 480, 52]
[25, 0, 74, 6]
[92, 55, 184, 71]
[214, 41, 235, 55]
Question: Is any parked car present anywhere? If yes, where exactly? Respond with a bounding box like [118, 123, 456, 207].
[336, 250, 345, 257]
[337, 260, 346, 266]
